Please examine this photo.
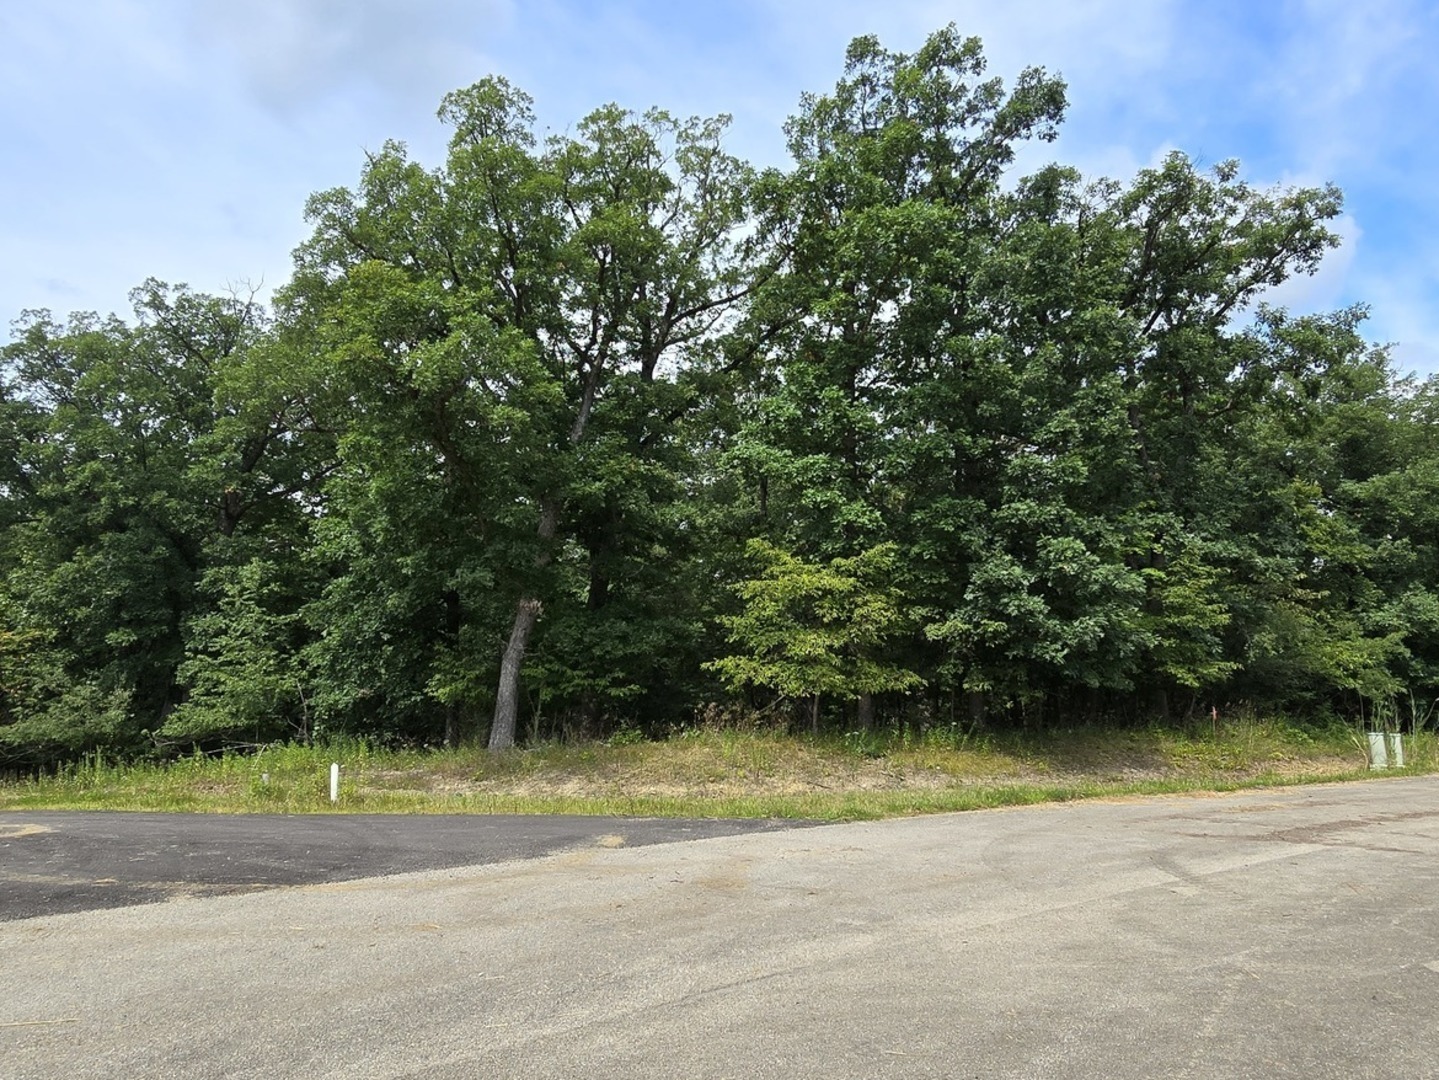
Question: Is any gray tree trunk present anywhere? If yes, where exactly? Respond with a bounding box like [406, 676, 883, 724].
[444, 589, 462, 748]
[857, 691, 875, 730]
[488, 499, 561, 751]
[966, 689, 987, 728]
[489, 597, 543, 751]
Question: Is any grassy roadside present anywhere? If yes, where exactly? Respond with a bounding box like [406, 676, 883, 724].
[1, 719, 1434, 821]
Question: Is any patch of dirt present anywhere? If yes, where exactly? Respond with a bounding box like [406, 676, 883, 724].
[354, 751, 1365, 801]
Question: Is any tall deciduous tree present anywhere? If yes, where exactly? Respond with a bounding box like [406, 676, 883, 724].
[293, 78, 757, 749]
[709, 541, 921, 730]
[0, 283, 326, 762]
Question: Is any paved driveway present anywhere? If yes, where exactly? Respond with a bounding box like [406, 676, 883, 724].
[0, 811, 804, 919]
[3, 779, 1438, 1079]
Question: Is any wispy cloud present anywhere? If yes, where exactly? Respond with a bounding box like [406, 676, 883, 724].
[2, 1, 1436, 371]
[184, 0, 512, 116]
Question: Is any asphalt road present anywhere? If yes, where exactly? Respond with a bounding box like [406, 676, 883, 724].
[3, 779, 1438, 1079]
[0, 811, 805, 920]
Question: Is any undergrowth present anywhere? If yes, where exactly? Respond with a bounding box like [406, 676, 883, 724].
[0, 716, 1431, 820]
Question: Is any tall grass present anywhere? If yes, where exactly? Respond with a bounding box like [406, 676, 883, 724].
[0, 718, 1430, 819]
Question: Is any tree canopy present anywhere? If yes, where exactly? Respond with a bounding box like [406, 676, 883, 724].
[3, 27, 1435, 766]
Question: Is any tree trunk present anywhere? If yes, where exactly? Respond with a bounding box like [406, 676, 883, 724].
[444, 702, 461, 749]
[489, 498, 561, 751]
[490, 597, 542, 751]
[1144, 545, 1170, 726]
[217, 488, 245, 537]
[487, 340, 605, 753]
[966, 689, 986, 729]
[443, 589, 462, 748]
[857, 691, 875, 731]
[576, 693, 599, 741]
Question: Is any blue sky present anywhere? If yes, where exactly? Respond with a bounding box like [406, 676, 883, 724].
[4, 1, 1437, 374]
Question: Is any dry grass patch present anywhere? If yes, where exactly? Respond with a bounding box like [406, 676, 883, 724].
[1, 719, 1430, 818]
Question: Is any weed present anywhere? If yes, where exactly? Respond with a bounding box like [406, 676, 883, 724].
[606, 725, 647, 748]
[0, 722, 1423, 819]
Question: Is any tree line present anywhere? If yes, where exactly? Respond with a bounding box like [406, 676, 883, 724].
[4, 28, 1437, 766]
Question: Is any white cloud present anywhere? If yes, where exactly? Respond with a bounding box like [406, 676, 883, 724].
[1352, 260, 1439, 379]
[191, 0, 506, 108]
[2, 0, 1436, 373]
[1255, 0, 1433, 172]
[185, 0, 512, 116]
[1260, 213, 1361, 316]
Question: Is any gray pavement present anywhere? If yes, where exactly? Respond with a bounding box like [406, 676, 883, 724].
[0, 811, 806, 920]
[3, 778, 1438, 1079]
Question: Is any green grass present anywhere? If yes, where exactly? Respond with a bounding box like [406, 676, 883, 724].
[1, 719, 1433, 821]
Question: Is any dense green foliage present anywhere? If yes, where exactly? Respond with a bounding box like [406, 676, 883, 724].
[4, 28, 1437, 765]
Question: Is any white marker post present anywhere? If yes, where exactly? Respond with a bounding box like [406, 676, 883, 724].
[1367, 732, 1388, 769]
[1388, 733, 1405, 768]
[330, 762, 340, 803]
